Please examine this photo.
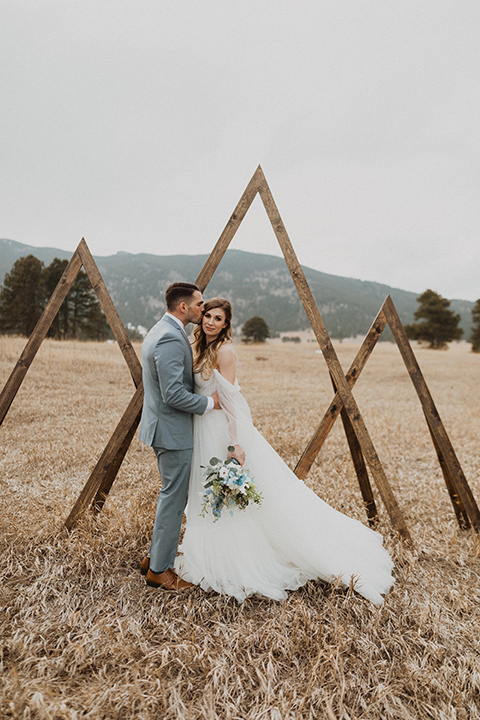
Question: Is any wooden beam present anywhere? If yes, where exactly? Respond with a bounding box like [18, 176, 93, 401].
[257, 169, 410, 539]
[0, 249, 83, 426]
[382, 295, 480, 531]
[77, 239, 142, 387]
[335, 381, 378, 525]
[425, 414, 470, 529]
[295, 308, 388, 478]
[195, 167, 262, 291]
[64, 384, 144, 530]
[91, 410, 142, 513]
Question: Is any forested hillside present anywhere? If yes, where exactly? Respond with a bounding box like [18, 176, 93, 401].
[0, 239, 474, 338]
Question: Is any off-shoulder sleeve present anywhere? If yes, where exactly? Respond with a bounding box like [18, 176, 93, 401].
[213, 369, 251, 445]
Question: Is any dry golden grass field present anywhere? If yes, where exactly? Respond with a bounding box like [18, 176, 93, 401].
[1, 335, 480, 720]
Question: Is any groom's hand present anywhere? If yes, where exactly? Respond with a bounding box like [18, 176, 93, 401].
[212, 391, 221, 409]
[228, 445, 245, 466]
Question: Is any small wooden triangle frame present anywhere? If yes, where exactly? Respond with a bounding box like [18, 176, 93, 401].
[0, 240, 145, 529]
[1, 166, 478, 538]
[293, 297, 480, 532]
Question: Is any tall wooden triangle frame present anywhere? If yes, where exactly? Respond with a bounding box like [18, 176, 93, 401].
[1, 166, 478, 537]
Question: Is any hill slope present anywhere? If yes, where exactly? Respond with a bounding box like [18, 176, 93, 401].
[0, 238, 473, 338]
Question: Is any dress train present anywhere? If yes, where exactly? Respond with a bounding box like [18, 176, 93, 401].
[175, 370, 394, 605]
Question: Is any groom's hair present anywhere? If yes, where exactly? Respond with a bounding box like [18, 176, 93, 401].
[165, 282, 200, 311]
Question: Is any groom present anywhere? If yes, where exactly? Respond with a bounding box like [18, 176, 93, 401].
[138, 281, 219, 592]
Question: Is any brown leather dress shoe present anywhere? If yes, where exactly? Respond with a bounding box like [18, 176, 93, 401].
[146, 567, 194, 592]
[140, 555, 150, 576]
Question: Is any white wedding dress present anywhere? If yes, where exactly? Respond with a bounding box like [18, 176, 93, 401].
[174, 370, 394, 605]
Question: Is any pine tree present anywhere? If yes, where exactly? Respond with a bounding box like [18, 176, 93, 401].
[44, 258, 70, 339]
[0, 255, 110, 340]
[81, 302, 110, 341]
[68, 270, 97, 339]
[242, 316, 270, 343]
[470, 299, 480, 353]
[0, 255, 45, 336]
[43, 258, 110, 340]
[405, 289, 463, 349]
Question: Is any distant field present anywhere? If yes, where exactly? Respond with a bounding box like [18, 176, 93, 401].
[1, 336, 479, 719]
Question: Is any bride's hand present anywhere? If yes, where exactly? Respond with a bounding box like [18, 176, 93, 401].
[228, 444, 245, 466]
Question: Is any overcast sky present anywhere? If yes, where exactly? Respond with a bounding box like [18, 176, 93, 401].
[1, 1, 479, 300]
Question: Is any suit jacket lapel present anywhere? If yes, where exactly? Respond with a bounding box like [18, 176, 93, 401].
[162, 314, 193, 358]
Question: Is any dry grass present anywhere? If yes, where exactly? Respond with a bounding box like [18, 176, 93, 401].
[1, 335, 480, 719]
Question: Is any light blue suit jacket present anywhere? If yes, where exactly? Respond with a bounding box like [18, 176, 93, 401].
[138, 314, 208, 450]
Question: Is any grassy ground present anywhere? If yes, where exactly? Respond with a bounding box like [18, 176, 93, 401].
[1, 335, 479, 719]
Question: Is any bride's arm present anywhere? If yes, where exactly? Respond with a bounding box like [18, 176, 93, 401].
[216, 344, 246, 466]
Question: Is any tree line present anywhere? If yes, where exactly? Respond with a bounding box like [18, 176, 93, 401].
[239, 291, 480, 351]
[242, 291, 480, 351]
[1, 256, 479, 351]
[0, 255, 110, 340]
[405, 289, 480, 352]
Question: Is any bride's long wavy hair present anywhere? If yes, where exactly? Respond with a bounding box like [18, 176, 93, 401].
[193, 298, 233, 379]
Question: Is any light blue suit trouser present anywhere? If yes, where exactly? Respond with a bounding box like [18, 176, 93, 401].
[149, 447, 193, 574]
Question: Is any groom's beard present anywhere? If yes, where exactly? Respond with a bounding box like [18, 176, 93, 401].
[185, 312, 202, 326]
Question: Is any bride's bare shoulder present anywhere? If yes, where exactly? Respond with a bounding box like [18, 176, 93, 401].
[215, 343, 236, 383]
[216, 342, 235, 361]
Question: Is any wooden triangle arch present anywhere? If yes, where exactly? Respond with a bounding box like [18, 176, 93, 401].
[0, 239, 144, 530]
[79, 164, 409, 539]
[2, 166, 477, 537]
[197, 165, 478, 534]
[293, 296, 480, 532]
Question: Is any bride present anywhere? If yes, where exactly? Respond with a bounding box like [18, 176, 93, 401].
[174, 298, 394, 605]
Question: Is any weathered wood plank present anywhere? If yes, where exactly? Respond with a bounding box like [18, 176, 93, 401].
[64, 384, 144, 530]
[295, 308, 388, 478]
[425, 413, 470, 529]
[383, 295, 480, 531]
[92, 410, 142, 513]
[329, 362, 379, 525]
[0, 249, 83, 426]
[337, 388, 378, 525]
[257, 170, 410, 539]
[77, 239, 142, 387]
[195, 167, 262, 291]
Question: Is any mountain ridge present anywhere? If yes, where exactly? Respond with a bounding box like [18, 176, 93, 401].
[0, 238, 474, 338]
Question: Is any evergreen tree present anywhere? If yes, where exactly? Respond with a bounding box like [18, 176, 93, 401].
[0, 255, 45, 336]
[405, 289, 463, 349]
[44, 258, 69, 339]
[470, 299, 480, 353]
[68, 270, 98, 339]
[242, 316, 270, 343]
[0, 255, 110, 340]
[46, 259, 110, 340]
[80, 301, 111, 341]
[43, 258, 110, 340]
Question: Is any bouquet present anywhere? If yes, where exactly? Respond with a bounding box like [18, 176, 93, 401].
[200, 446, 262, 521]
